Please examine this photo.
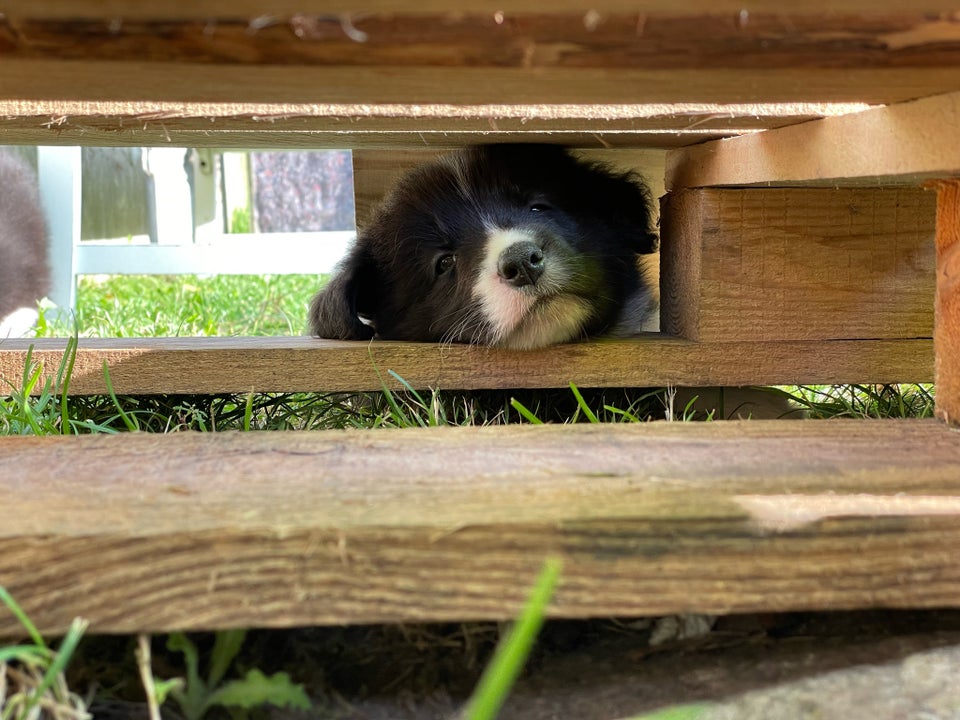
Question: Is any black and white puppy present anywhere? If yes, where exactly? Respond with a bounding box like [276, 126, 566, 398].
[309, 144, 657, 350]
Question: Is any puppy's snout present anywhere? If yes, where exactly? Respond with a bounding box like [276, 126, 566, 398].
[498, 241, 545, 288]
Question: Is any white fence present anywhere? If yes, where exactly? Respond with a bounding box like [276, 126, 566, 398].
[36, 147, 353, 310]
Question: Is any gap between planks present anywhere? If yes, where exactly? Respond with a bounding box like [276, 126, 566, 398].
[0, 336, 933, 395]
[1, 419, 959, 634]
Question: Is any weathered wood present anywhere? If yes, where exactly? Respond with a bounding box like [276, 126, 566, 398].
[934, 180, 960, 426]
[660, 187, 936, 342]
[667, 90, 960, 188]
[13, 1, 960, 18]
[7, 14, 960, 71]
[5, 60, 937, 108]
[0, 103, 828, 150]
[1, 419, 959, 634]
[0, 336, 932, 395]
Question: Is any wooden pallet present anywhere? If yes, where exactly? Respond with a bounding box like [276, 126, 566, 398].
[2, 419, 959, 636]
[1, 2, 960, 636]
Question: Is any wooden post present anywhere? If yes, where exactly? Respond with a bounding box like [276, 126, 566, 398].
[935, 180, 960, 426]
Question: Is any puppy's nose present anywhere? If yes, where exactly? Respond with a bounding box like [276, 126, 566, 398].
[498, 241, 545, 287]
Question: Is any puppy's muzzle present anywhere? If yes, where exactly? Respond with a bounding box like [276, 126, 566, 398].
[497, 240, 545, 288]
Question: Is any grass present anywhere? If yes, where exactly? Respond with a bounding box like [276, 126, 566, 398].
[36, 274, 322, 338]
[0, 587, 89, 720]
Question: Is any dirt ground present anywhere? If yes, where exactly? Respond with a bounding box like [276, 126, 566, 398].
[80, 609, 960, 720]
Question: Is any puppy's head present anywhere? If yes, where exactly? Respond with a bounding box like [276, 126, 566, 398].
[309, 144, 657, 348]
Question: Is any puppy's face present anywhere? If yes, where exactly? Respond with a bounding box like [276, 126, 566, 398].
[309, 145, 656, 349]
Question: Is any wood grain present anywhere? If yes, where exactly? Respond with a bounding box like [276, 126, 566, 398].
[661, 187, 936, 342]
[667, 90, 960, 188]
[0, 104, 816, 150]
[12, 1, 960, 18]
[7, 14, 960, 71]
[934, 180, 960, 426]
[0, 336, 932, 395]
[1, 419, 958, 634]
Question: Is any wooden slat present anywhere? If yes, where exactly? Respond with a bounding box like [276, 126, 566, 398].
[13, 1, 960, 17]
[0, 336, 932, 395]
[660, 187, 936, 342]
[3, 10, 959, 146]
[6, 14, 960, 72]
[0, 99, 878, 151]
[934, 180, 960, 426]
[667, 90, 960, 188]
[5, 61, 937, 106]
[1, 419, 958, 634]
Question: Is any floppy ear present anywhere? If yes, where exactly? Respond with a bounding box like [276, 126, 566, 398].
[308, 248, 378, 340]
[573, 156, 659, 256]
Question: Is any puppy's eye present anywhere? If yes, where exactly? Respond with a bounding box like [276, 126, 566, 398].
[436, 254, 456, 275]
[529, 201, 553, 213]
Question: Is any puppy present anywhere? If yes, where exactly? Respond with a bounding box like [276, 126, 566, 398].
[309, 144, 657, 350]
[0, 151, 49, 338]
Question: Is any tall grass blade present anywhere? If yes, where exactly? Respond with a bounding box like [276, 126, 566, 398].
[461, 557, 562, 720]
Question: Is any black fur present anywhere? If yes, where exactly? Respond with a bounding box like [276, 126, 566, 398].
[0, 151, 49, 321]
[309, 144, 656, 349]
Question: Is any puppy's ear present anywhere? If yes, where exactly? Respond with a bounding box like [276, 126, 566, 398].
[575, 158, 659, 256]
[308, 249, 378, 340]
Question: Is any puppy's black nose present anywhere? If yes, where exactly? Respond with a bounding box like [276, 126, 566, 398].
[498, 241, 545, 287]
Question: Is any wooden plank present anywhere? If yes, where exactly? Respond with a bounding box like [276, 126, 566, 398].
[4, 11, 960, 148]
[6, 13, 960, 72]
[660, 187, 936, 342]
[13, 1, 960, 17]
[934, 180, 960, 426]
[1, 419, 958, 634]
[0, 100, 877, 151]
[6, 60, 943, 107]
[0, 336, 932, 395]
[667, 91, 960, 188]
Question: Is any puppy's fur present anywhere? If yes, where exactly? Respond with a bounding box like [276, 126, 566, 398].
[309, 144, 657, 350]
[0, 151, 49, 337]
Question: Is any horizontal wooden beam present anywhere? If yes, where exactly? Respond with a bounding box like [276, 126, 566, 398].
[0, 99, 864, 150]
[0, 336, 932, 395]
[2, 10, 958, 146]
[1, 419, 958, 634]
[4, 61, 932, 106]
[11, 2, 960, 19]
[7, 14, 960, 72]
[667, 91, 960, 188]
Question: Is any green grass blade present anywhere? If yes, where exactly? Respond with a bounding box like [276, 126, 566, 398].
[0, 645, 53, 664]
[243, 392, 255, 432]
[624, 704, 709, 720]
[207, 629, 248, 689]
[462, 557, 562, 720]
[569, 382, 599, 424]
[509, 397, 543, 425]
[0, 585, 46, 649]
[58, 335, 79, 434]
[23, 616, 88, 715]
[102, 361, 139, 432]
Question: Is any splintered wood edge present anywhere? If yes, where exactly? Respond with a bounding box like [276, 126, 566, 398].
[667, 90, 960, 188]
[0, 419, 958, 634]
[0, 336, 933, 395]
